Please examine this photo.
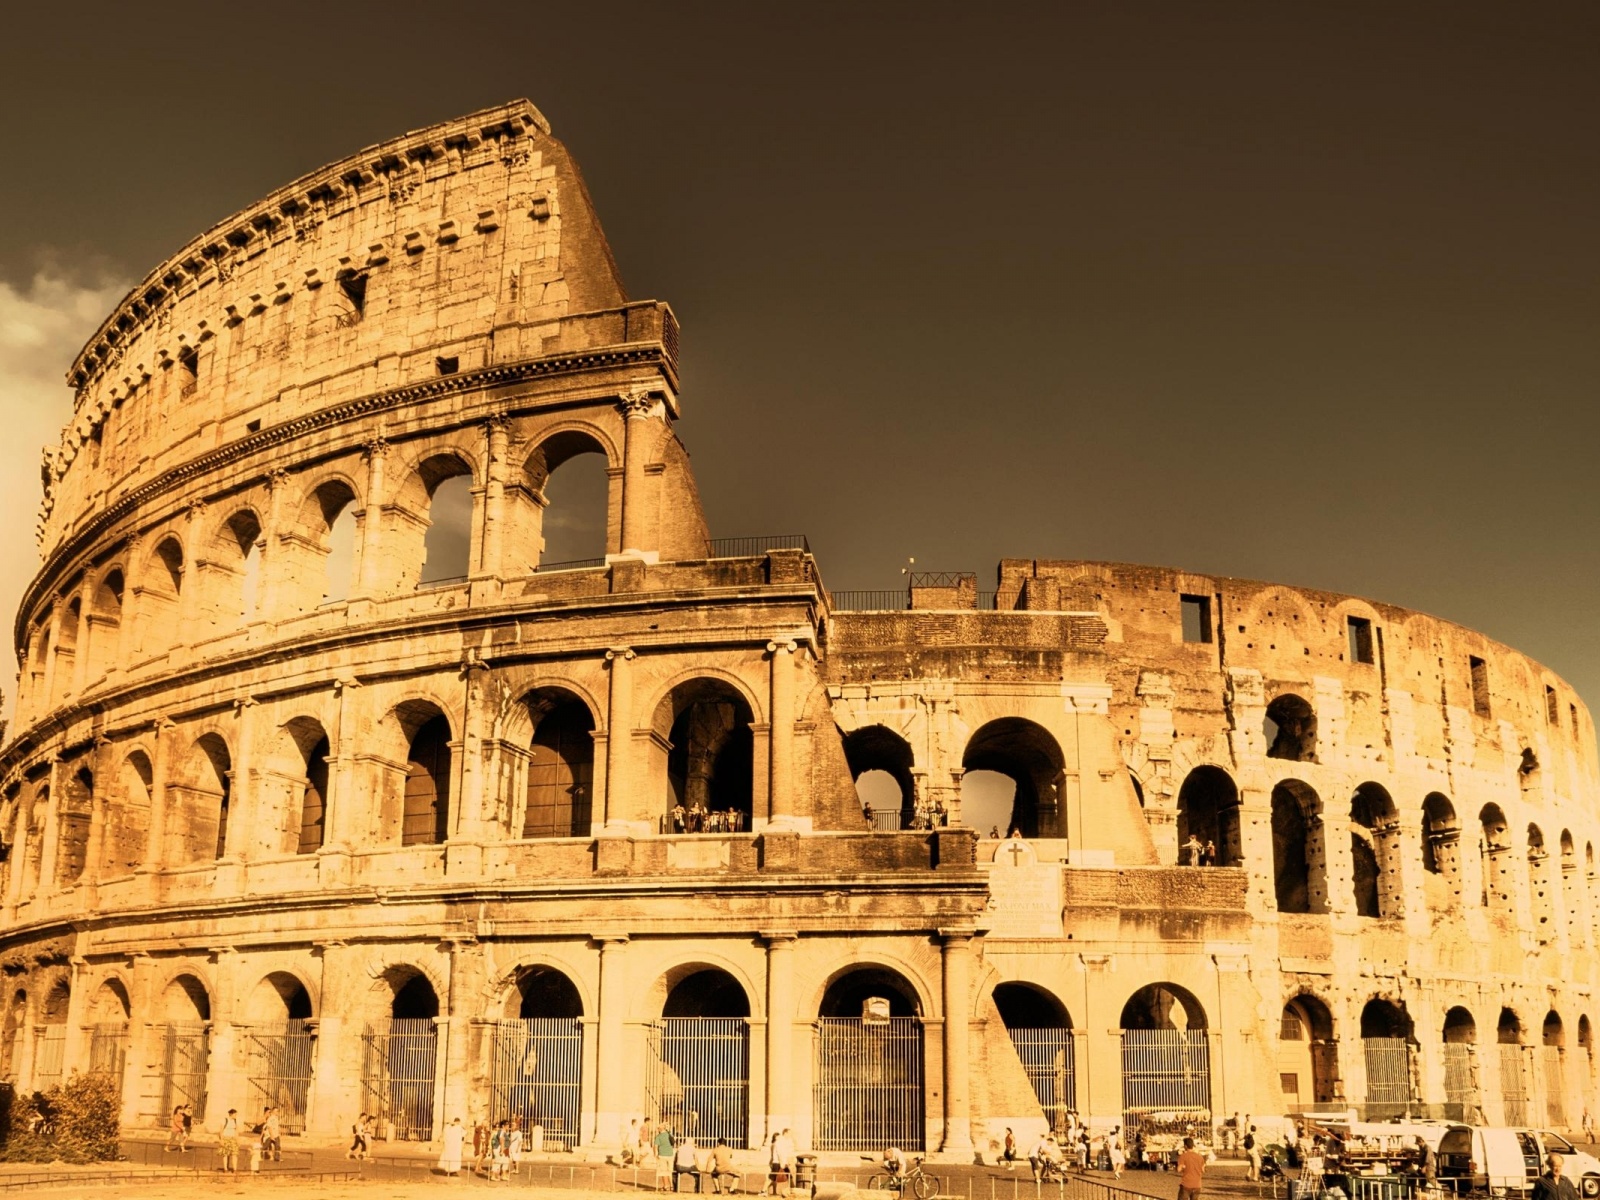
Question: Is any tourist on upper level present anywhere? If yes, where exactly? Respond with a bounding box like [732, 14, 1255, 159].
[1181, 834, 1204, 865]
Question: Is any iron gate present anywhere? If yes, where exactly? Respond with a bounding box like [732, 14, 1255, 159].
[1006, 1028, 1075, 1132]
[491, 1018, 584, 1149]
[1442, 1043, 1476, 1115]
[157, 1022, 210, 1121]
[87, 1023, 128, 1089]
[361, 1018, 437, 1141]
[813, 1016, 924, 1151]
[1120, 1029, 1211, 1127]
[1499, 1044, 1529, 1126]
[1363, 1038, 1413, 1111]
[1543, 1046, 1567, 1127]
[646, 1017, 749, 1148]
[31, 1026, 66, 1092]
[243, 1019, 314, 1133]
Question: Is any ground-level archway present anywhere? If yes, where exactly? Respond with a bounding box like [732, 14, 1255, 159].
[491, 966, 585, 1149]
[1497, 1008, 1529, 1126]
[1119, 983, 1211, 1133]
[361, 969, 440, 1142]
[648, 968, 752, 1148]
[1359, 999, 1417, 1115]
[154, 974, 212, 1122]
[994, 983, 1074, 1131]
[1278, 995, 1338, 1111]
[814, 967, 924, 1151]
[241, 972, 314, 1134]
[1442, 1006, 1480, 1118]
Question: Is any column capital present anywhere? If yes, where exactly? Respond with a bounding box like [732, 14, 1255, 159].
[761, 930, 799, 946]
[617, 388, 659, 419]
[766, 640, 797, 656]
[264, 467, 293, 492]
[591, 932, 630, 948]
[362, 435, 390, 460]
[605, 647, 636, 663]
[938, 928, 977, 947]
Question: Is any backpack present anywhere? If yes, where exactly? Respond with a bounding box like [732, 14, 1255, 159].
[1244, 1133, 1255, 1150]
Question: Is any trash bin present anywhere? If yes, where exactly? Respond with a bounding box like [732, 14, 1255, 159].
[795, 1154, 818, 1193]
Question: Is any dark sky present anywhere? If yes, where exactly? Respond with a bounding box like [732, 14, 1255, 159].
[3, 3, 1598, 703]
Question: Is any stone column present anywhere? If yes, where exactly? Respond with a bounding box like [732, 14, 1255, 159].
[442, 939, 484, 1132]
[602, 649, 637, 833]
[476, 415, 510, 586]
[177, 501, 207, 645]
[68, 578, 94, 697]
[142, 719, 175, 875]
[116, 533, 145, 672]
[223, 698, 259, 862]
[121, 953, 156, 1127]
[257, 469, 290, 625]
[616, 392, 659, 562]
[78, 736, 116, 893]
[939, 930, 975, 1153]
[61, 956, 93, 1081]
[763, 932, 797, 1143]
[38, 602, 65, 713]
[308, 941, 358, 1136]
[592, 935, 629, 1148]
[35, 757, 64, 897]
[356, 437, 389, 598]
[767, 641, 797, 829]
[205, 947, 241, 1130]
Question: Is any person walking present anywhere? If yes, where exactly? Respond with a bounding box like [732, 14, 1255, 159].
[218, 1109, 240, 1174]
[1534, 1154, 1581, 1200]
[438, 1116, 466, 1177]
[180, 1105, 194, 1151]
[1108, 1128, 1127, 1179]
[1245, 1124, 1261, 1181]
[348, 1112, 370, 1160]
[1002, 1127, 1019, 1170]
[166, 1106, 184, 1152]
[1417, 1136, 1437, 1186]
[1177, 1136, 1205, 1200]
[262, 1105, 282, 1162]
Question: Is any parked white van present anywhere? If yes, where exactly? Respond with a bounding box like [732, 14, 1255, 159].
[1436, 1125, 1600, 1196]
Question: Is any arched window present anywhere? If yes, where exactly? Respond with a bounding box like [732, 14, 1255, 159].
[292, 728, 331, 855]
[418, 457, 474, 586]
[102, 751, 153, 878]
[54, 766, 94, 888]
[1265, 694, 1317, 762]
[1542, 1011, 1568, 1129]
[222, 510, 264, 627]
[1120, 983, 1211, 1126]
[306, 480, 360, 606]
[1480, 804, 1514, 917]
[365, 970, 439, 1141]
[403, 715, 452, 846]
[1279, 996, 1337, 1109]
[53, 597, 80, 703]
[140, 538, 185, 654]
[83, 570, 124, 684]
[524, 432, 610, 569]
[655, 680, 755, 833]
[1176, 766, 1241, 866]
[166, 734, 232, 865]
[523, 696, 595, 838]
[1528, 824, 1554, 939]
[1422, 793, 1460, 884]
[842, 726, 916, 830]
[1272, 780, 1326, 914]
[1350, 783, 1400, 918]
[962, 719, 1066, 839]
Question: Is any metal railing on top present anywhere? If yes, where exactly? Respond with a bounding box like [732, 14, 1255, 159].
[534, 557, 607, 572]
[831, 590, 910, 611]
[705, 534, 810, 558]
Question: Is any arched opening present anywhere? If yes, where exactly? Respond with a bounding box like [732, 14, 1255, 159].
[242, 973, 314, 1133]
[102, 751, 153, 879]
[53, 597, 80, 704]
[962, 719, 1066, 840]
[522, 693, 595, 839]
[1279, 996, 1338, 1111]
[156, 974, 212, 1120]
[166, 734, 232, 865]
[842, 726, 917, 831]
[272, 717, 331, 857]
[994, 983, 1074, 1131]
[1176, 766, 1241, 866]
[308, 480, 360, 607]
[1528, 824, 1555, 940]
[361, 970, 439, 1141]
[526, 432, 610, 568]
[1265, 694, 1317, 762]
[83, 569, 123, 684]
[815, 967, 925, 1151]
[54, 765, 94, 888]
[1543, 1011, 1568, 1128]
[1271, 780, 1326, 914]
[402, 712, 452, 846]
[87, 979, 130, 1088]
[20, 784, 48, 898]
[1422, 793, 1460, 893]
[649, 968, 752, 1146]
[657, 679, 754, 833]
[33, 981, 70, 1091]
[1498, 1008, 1529, 1125]
[418, 456, 474, 586]
[1120, 983, 1211, 1130]
[139, 538, 185, 655]
[221, 509, 264, 628]
[1442, 1006, 1479, 1117]
[1480, 804, 1514, 917]
[1561, 831, 1582, 947]
[1359, 999, 1416, 1115]
[493, 967, 585, 1149]
[1, 990, 25, 1082]
[1350, 783, 1400, 918]
[1580, 1016, 1596, 1122]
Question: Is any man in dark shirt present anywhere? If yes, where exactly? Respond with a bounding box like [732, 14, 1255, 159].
[1534, 1154, 1580, 1200]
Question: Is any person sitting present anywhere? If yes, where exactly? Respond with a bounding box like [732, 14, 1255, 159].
[675, 1136, 702, 1192]
[1029, 1134, 1060, 1181]
[710, 1137, 740, 1194]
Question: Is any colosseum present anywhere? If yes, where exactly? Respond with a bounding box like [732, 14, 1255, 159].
[2, 98, 1597, 1162]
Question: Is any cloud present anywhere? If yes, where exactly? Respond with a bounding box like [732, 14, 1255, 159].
[0, 270, 130, 724]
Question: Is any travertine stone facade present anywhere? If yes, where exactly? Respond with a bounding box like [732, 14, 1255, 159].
[3, 100, 1597, 1160]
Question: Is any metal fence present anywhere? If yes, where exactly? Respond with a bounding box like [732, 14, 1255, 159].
[157, 1022, 210, 1121]
[1119, 1030, 1211, 1127]
[31, 1026, 65, 1092]
[1363, 1037, 1414, 1111]
[87, 1023, 128, 1090]
[830, 590, 910, 612]
[813, 1016, 924, 1151]
[491, 1018, 584, 1150]
[1543, 1045, 1567, 1128]
[1499, 1043, 1529, 1126]
[361, 1018, 437, 1142]
[1442, 1042, 1476, 1112]
[706, 535, 810, 559]
[1007, 1028, 1076, 1132]
[646, 1017, 749, 1148]
[243, 1019, 314, 1133]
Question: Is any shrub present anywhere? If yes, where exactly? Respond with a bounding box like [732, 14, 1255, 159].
[0, 1072, 120, 1163]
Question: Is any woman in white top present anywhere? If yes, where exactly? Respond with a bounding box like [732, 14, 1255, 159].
[438, 1117, 466, 1176]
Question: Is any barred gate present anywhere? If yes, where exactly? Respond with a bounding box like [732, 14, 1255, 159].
[31, 1026, 66, 1092]
[1442, 1043, 1476, 1115]
[87, 1023, 128, 1091]
[1006, 1028, 1075, 1132]
[813, 1017, 924, 1152]
[646, 1018, 749, 1148]
[1120, 1030, 1211, 1127]
[361, 1018, 437, 1141]
[1543, 1046, 1567, 1127]
[491, 1018, 584, 1149]
[1499, 1044, 1529, 1126]
[243, 1019, 314, 1133]
[1363, 1038, 1414, 1112]
[157, 1022, 210, 1121]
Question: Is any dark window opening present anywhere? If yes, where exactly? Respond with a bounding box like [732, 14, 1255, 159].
[523, 702, 595, 838]
[246, 419, 261, 434]
[1470, 656, 1491, 717]
[177, 347, 199, 398]
[1572, 704, 1582, 742]
[1265, 694, 1317, 762]
[1547, 685, 1560, 726]
[297, 737, 329, 854]
[338, 272, 367, 319]
[1347, 617, 1374, 664]
[1180, 595, 1212, 644]
[402, 715, 452, 845]
[436, 356, 459, 375]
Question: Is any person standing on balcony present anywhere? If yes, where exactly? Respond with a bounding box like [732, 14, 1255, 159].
[1182, 834, 1204, 866]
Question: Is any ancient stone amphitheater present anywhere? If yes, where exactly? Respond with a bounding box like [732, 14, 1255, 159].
[3, 99, 1597, 1159]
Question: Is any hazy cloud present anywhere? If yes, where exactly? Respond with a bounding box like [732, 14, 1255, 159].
[0, 269, 130, 720]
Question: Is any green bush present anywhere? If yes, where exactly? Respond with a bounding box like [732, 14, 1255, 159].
[0, 1072, 121, 1163]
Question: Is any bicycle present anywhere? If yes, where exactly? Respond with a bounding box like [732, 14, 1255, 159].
[869, 1157, 941, 1200]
